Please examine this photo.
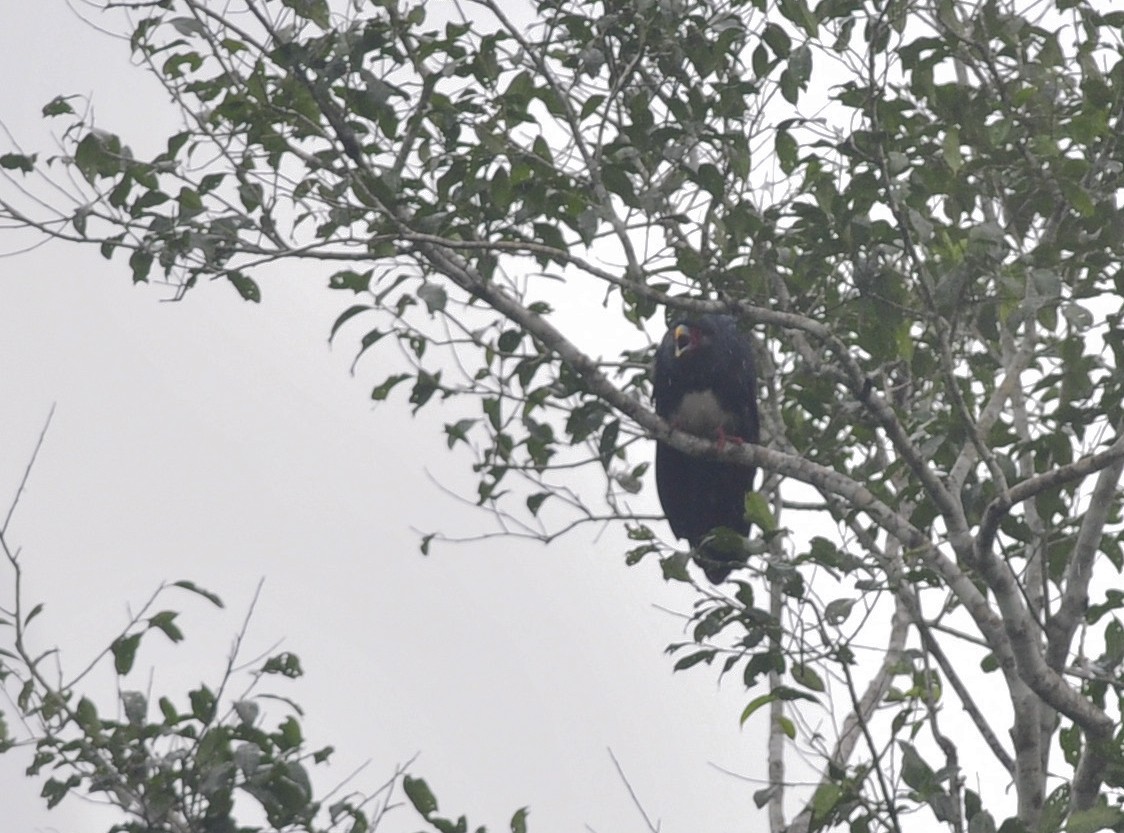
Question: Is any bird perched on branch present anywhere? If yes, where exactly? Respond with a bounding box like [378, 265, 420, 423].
[653, 314, 759, 582]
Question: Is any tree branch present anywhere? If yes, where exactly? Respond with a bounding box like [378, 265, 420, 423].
[1047, 453, 1124, 671]
[978, 432, 1124, 558]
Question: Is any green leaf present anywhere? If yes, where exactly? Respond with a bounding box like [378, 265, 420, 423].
[1059, 724, 1081, 768]
[169, 17, 206, 37]
[744, 491, 777, 532]
[752, 43, 771, 78]
[72, 205, 90, 236]
[328, 269, 373, 293]
[779, 46, 812, 103]
[198, 172, 225, 195]
[601, 165, 637, 205]
[330, 305, 371, 343]
[403, 775, 439, 817]
[773, 684, 819, 704]
[497, 329, 522, 353]
[659, 551, 692, 583]
[172, 580, 224, 607]
[673, 650, 716, 672]
[1060, 179, 1095, 218]
[262, 652, 304, 678]
[371, 373, 411, 401]
[410, 369, 442, 410]
[80, 129, 127, 178]
[942, 128, 962, 173]
[898, 740, 936, 792]
[971, 810, 998, 833]
[779, 0, 818, 36]
[148, 610, 184, 642]
[248, 760, 313, 827]
[133, 190, 169, 211]
[163, 51, 203, 79]
[41, 95, 76, 117]
[823, 598, 855, 625]
[190, 686, 217, 722]
[17, 680, 33, 711]
[1066, 804, 1124, 833]
[351, 328, 389, 372]
[445, 418, 477, 449]
[280, 0, 330, 28]
[177, 185, 203, 214]
[238, 181, 262, 212]
[775, 129, 798, 175]
[791, 663, 825, 692]
[694, 163, 724, 198]
[743, 650, 784, 688]
[275, 715, 303, 750]
[762, 23, 791, 58]
[739, 692, 776, 724]
[776, 715, 796, 739]
[598, 419, 620, 469]
[129, 249, 153, 284]
[1040, 784, 1069, 833]
[511, 807, 529, 833]
[809, 783, 842, 819]
[0, 153, 35, 173]
[42, 775, 80, 809]
[526, 492, 549, 516]
[112, 633, 142, 675]
[24, 602, 44, 627]
[226, 271, 261, 302]
[75, 696, 99, 733]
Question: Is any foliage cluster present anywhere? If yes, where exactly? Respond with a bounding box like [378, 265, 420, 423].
[6, 0, 1124, 831]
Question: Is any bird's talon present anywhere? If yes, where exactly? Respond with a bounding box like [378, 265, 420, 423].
[716, 426, 745, 451]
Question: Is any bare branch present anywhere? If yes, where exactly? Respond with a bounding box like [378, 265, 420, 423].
[1, 403, 55, 535]
[607, 748, 661, 833]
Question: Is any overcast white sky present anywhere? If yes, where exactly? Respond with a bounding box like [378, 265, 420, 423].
[0, 4, 773, 832]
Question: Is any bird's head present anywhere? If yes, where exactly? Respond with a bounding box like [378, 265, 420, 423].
[672, 322, 701, 357]
[670, 318, 721, 359]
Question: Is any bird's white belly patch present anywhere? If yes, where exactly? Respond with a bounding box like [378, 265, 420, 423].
[672, 390, 732, 435]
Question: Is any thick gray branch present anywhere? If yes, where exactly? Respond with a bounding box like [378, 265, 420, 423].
[1047, 454, 1124, 670]
[978, 434, 1124, 557]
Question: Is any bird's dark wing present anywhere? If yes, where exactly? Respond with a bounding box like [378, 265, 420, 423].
[655, 444, 752, 545]
[704, 315, 760, 447]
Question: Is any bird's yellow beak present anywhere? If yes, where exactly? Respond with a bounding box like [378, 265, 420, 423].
[673, 324, 694, 357]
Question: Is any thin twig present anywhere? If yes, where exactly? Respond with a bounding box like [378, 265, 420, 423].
[2, 403, 56, 535]
[607, 747, 660, 833]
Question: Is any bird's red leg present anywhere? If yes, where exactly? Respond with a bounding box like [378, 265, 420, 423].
[715, 426, 745, 451]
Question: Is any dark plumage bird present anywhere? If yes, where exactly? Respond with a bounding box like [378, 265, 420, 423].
[653, 314, 759, 582]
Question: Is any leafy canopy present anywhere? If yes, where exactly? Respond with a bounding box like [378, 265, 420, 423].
[5, 0, 1124, 832]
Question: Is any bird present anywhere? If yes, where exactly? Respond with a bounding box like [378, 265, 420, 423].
[653, 314, 759, 582]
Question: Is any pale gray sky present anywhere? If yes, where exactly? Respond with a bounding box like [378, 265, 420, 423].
[1, 4, 770, 832]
